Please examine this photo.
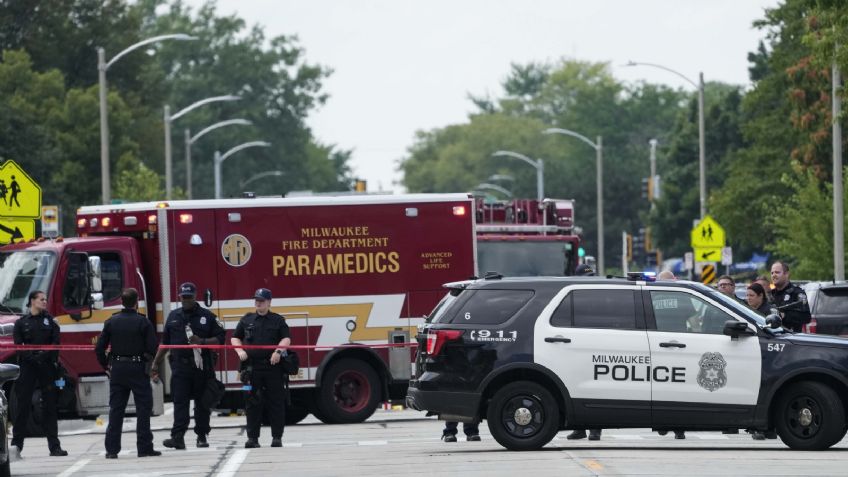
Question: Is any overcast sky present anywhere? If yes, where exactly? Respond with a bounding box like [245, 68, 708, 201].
[192, 0, 781, 193]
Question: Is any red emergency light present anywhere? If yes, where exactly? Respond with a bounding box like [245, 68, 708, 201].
[453, 206, 466, 216]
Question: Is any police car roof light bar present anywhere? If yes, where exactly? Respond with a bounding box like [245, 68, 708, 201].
[627, 271, 656, 282]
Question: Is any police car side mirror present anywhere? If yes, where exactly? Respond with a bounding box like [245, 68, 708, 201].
[765, 314, 782, 329]
[723, 320, 754, 338]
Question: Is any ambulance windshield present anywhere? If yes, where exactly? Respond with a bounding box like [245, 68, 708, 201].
[0, 251, 56, 314]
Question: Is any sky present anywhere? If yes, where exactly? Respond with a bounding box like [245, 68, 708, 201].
[189, 0, 782, 193]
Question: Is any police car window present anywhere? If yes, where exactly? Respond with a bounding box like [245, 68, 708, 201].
[549, 293, 573, 327]
[572, 289, 636, 329]
[651, 291, 735, 335]
[706, 289, 766, 328]
[428, 292, 459, 324]
[448, 289, 534, 324]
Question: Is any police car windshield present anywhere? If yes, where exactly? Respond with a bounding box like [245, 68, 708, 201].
[705, 287, 767, 328]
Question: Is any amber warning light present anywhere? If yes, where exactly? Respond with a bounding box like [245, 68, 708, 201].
[179, 213, 193, 224]
[452, 206, 466, 216]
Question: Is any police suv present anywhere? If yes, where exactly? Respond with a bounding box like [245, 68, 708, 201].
[406, 273, 848, 451]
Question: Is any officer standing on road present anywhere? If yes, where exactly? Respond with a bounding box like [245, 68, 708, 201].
[769, 260, 811, 332]
[95, 288, 161, 459]
[231, 288, 291, 448]
[565, 264, 603, 441]
[10, 290, 68, 458]
[152, 283, 225, 450]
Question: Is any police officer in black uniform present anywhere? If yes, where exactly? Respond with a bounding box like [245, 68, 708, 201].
[11, 290, 67, 457]
[152, 283, 225, 450]
[769, 260, 811, 332]
[231, 288, 290, 448]
[565, 264, 603, 441]
[95, 288, 160, 459]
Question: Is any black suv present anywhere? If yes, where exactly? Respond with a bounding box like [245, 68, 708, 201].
[804, 282, 848, 336]
[407, 273, 848, 451]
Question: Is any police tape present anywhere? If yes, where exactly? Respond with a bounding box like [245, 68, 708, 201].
[3, 343, 418, 351]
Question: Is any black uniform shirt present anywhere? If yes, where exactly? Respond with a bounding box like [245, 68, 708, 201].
[13, 310, 60, 362]
[770, 281, 811, 331]
[95, 308, 158, 369]
[162, 303, 225, 362]
[233, 311, 290, 368]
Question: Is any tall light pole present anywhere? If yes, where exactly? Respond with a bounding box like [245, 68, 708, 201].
[164, 95, 241, 199]
[98, 33, 196, 204]
[543, 128, 604, 274]
[625, 61, 706, 219]
[491, 151, 544, 202]
[185, 118, 252, 199]
[649, 138, 658, 210]
[833, 60, 845, 281]
[240, 170, 285, 189]
[214, 141, 271, 199]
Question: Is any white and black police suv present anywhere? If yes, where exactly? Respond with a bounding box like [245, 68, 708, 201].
[406, 272, 848, 451]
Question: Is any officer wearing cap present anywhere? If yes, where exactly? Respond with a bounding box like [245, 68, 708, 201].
[11, 290, 67, 458]
[152, 282, 225, 450]
[95, 288, 160, 458]
[231, 288, 291, 448]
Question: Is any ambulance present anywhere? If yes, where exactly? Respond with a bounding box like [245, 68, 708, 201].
[0, 193, 476, 426]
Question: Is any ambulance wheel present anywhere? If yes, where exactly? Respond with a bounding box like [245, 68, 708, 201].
[285, 404, 310, 425]
[775, 381, 846, 450]
[315, 359, 379, 424]
[487, 381, 559, 451]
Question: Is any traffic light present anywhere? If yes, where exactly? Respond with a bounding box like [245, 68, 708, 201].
[632, 228, 646, 262]
[641, 177, 650, 200]
[354, 179, 367, 192]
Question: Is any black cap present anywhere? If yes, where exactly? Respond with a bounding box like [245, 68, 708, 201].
[179, 282, 197, 298]
[254, 288, 272, 301]
[574, 263, 596, 276]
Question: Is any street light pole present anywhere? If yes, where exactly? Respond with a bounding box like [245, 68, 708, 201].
[214, 141, 272, 199]
[625, 61, 706, 219]
[164, 95, 241, 199]
[97, 33, 196, 204]
[240, 170, 285, 189]
[649, 138, 658, 210]
[185, 118, 252, 199]
[491, 151, 544, 202]
[833, 60, 845, 281]
[543, 128, 604, 275]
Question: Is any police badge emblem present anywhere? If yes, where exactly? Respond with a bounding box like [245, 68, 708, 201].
[697, 352, 727, 392]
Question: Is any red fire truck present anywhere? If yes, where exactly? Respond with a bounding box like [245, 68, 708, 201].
[475, 197, 581, 276]
[0, 193, 476, 425]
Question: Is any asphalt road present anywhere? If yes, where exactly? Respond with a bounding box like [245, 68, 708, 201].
[8, 407, 848, 476]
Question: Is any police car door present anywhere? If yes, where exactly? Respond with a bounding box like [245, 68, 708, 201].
[646, 287, 761, 428]
[534, 285, 651, 427]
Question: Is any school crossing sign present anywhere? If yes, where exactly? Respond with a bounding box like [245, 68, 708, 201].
[0, 159, 41, 244]
[690, 215, 726, 262]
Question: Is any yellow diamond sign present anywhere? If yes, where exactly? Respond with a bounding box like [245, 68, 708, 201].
[690, 215, 726, 249]
[0, 160, 42, 219]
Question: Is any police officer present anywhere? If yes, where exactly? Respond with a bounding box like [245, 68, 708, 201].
[152, 283, 225, 450]
[231, 288, 290, 448]
[565, 264, 603, 441]
[95, 288, 160, 459]
[11, 290, 67, 457]
[769, 260, 811, 332]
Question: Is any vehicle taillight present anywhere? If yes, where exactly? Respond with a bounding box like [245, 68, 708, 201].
[426, 330, 463, 356]
[804, 318, 817, 334]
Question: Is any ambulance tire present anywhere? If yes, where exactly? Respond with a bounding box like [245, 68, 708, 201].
[315, 359, 379, 424]
[487, 380, 559, 451]
[775, 381, 846, 450]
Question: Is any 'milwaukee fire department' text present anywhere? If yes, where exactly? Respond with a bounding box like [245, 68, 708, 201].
[273, 226, 400, 276]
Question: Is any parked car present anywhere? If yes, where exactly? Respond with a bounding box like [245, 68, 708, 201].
[803, 282, 848, 335]
[0, 324, 20, 477]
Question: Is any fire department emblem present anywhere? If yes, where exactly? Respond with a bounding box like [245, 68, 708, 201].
[697, 352, 727, 392]
[221, 234, 252, 267]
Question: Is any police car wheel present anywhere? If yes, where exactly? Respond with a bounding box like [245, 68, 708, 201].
[486, 381, 559, 451]
[775, 381, 846, 450]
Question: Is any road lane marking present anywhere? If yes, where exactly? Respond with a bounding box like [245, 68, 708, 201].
[359, 440, 388, 446]
[283, 442, 303, 448]
[57, 458, 90, 477]
[216, 449, 249, 477]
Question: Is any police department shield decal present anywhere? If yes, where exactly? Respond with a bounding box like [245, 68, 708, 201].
[697, 352, 727, 392]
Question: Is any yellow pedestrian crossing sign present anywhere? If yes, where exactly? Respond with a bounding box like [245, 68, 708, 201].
[0, 160, 41, 219]
[0, 217, 35, 245]
[690, 215, 726, 249]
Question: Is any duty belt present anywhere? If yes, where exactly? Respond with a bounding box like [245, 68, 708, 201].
[111, 355, 144, 362]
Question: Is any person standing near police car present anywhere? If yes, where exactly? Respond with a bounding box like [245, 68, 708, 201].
[11, 290, 67, 458]
[151, 283, 225, 450]
[95, 288, 161, 458]
[231, 288, 291, 448]
[769, 260, 811, 332]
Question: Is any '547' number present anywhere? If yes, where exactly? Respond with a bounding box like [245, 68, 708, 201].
[767, 343, 785, 352]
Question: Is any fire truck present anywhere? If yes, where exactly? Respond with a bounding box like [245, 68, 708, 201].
[475, 197, 581, 276]
[0, 193, 476, 426]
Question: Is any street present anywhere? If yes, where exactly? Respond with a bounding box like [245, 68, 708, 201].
[9, 406, 848, 476]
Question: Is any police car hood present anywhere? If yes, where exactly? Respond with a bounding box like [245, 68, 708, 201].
[786, 333, 848, 349]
